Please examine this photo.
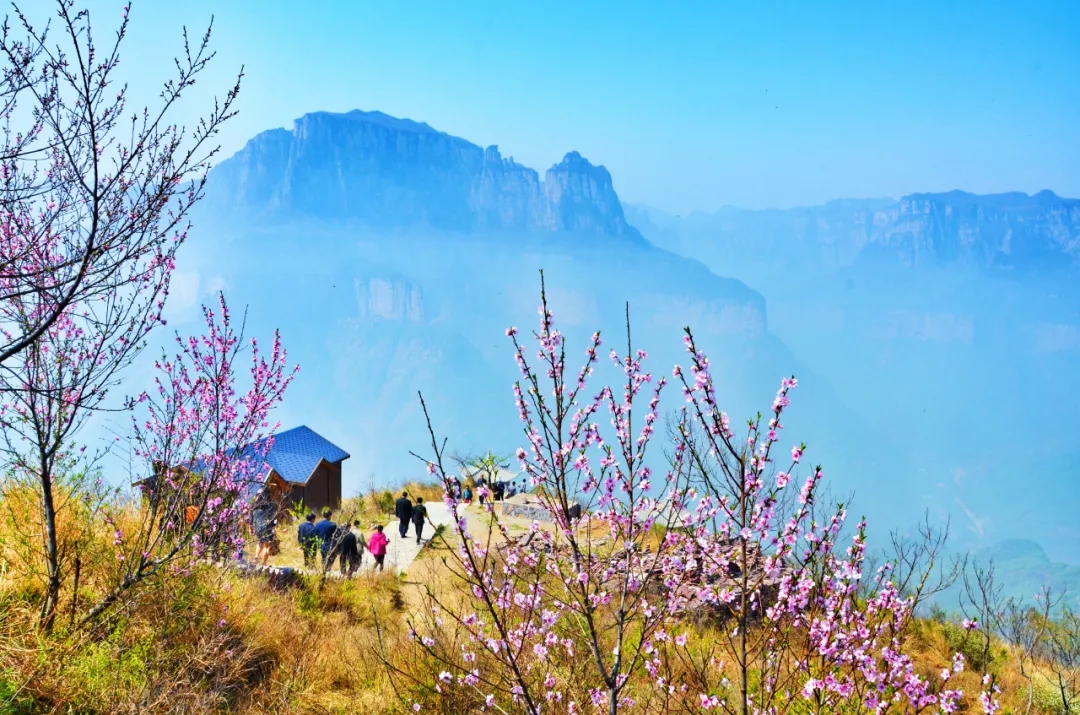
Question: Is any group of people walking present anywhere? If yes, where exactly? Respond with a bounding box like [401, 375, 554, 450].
[292, 493, 433, 576]
[248, 489, 440, 575]
[447, 476, 523, 505]
[296, 507, 391, 574]
[394, 491, 428, 543]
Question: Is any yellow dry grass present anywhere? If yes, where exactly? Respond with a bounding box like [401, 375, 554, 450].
[0, 481, 1076, 714]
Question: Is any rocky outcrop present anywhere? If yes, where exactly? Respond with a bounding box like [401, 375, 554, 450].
[863, 190, 1080, 269]
[471, 145, 543, 230]
[626, 191, 1080, 273]
[539, 151, 634, 236]
[207, 110, 641, 238]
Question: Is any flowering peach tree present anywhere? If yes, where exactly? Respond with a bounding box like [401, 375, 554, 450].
[83, 294, 297, 625]
[393, 277, 1001, 715]
[0, 0, 239, 631]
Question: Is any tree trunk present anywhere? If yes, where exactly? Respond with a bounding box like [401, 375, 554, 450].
[38, 472, 61, 632]
[82, 573, 138, 626]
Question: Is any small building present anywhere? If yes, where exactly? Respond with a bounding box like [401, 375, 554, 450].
[133, 425, 350, 514]
[262, 425, 350, 512]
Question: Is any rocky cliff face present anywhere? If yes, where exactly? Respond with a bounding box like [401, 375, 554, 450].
[627, 191, 1080, 273]
[207, 110, 639, 238]
[864, 190, 1080, 269]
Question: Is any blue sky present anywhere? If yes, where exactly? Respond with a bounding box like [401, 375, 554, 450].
[57, 1, 1080, 212]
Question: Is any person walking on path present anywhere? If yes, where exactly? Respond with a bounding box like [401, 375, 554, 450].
[411, 497, 429, 545]
[325, 519, 351, 573]
[251, 491, 279, 566]
[351, 520, 367, 563]
[332, 522, 362, 577]
[313, 507, 337, 568]
[395, 491, 413, 539]
[368, 525, 389, 571]
[297, 511, 318, 568]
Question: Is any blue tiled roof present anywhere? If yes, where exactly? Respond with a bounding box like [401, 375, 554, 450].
[262, 426, 350, 485]
[169, 426, 348, 501]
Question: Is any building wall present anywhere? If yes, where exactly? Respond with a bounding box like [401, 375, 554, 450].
[287, 484, 307, 510]
[291, 460, 342, 513]
[328, 461, 342, 509]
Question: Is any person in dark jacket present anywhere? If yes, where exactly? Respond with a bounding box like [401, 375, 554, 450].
[326, 520, 352, 574]
[313, 507, 337, 567]
[334, 522, 362, 576]
[297, 511, 318, 568]
[395, 491, 413, 539]
[411, 497, 428, 545]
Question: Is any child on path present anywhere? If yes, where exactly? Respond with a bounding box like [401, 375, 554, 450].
[368, 525, 388, 571]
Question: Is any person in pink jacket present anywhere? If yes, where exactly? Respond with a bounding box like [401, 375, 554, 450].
[367, 524, 389, 571]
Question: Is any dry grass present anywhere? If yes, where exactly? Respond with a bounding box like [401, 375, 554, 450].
[0, 481, 1076, 714]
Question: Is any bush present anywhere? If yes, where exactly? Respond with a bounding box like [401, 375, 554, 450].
[371, 489, 395, 516]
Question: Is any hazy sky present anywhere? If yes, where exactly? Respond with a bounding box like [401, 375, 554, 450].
[44, 1, 1080, 213]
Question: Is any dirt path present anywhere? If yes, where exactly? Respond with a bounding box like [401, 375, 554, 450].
[375, 501, 451, 573]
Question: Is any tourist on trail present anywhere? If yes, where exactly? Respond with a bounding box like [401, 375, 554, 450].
[334, 522, 362, 576]
[478, 478, 487, 506]
[251, 490, 279, 566]
[351, 520, 367, 560]
[493, 479, 505, 502]
[297, 511, 318, 568]
[412, 496, 429, 545]
[449, 476, 462, 499]
[462, 485, 473, 504]
[395, 491, 413, 538]
[326, 519, 351, 573]
[368, 525, 389, 571]
[314, 507, 337, 567]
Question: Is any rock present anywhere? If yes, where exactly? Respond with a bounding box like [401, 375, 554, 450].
[204, 109, 644, 239]
[863, 190, 1080, 270]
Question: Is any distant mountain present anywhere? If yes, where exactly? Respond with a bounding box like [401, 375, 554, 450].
[625, 190, 1080, 274]
[206, 109, 640, 238]
[867, 190, 1080, 270]
[187, 109, 924, 547]
[933, 539, 1080, 611]
[624, 196, 1080, 566]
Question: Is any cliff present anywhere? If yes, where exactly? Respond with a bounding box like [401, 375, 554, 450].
[864, 190, 1080, 269]
[206, 110, 639, 238]
[626, 191, 1080, 273]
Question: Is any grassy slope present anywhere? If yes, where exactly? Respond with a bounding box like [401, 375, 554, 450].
[1, 484, 1077, 714]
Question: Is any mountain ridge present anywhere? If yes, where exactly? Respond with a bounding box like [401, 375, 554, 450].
[625, 189, 1080, 271]
[206, 109, 640, 239]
